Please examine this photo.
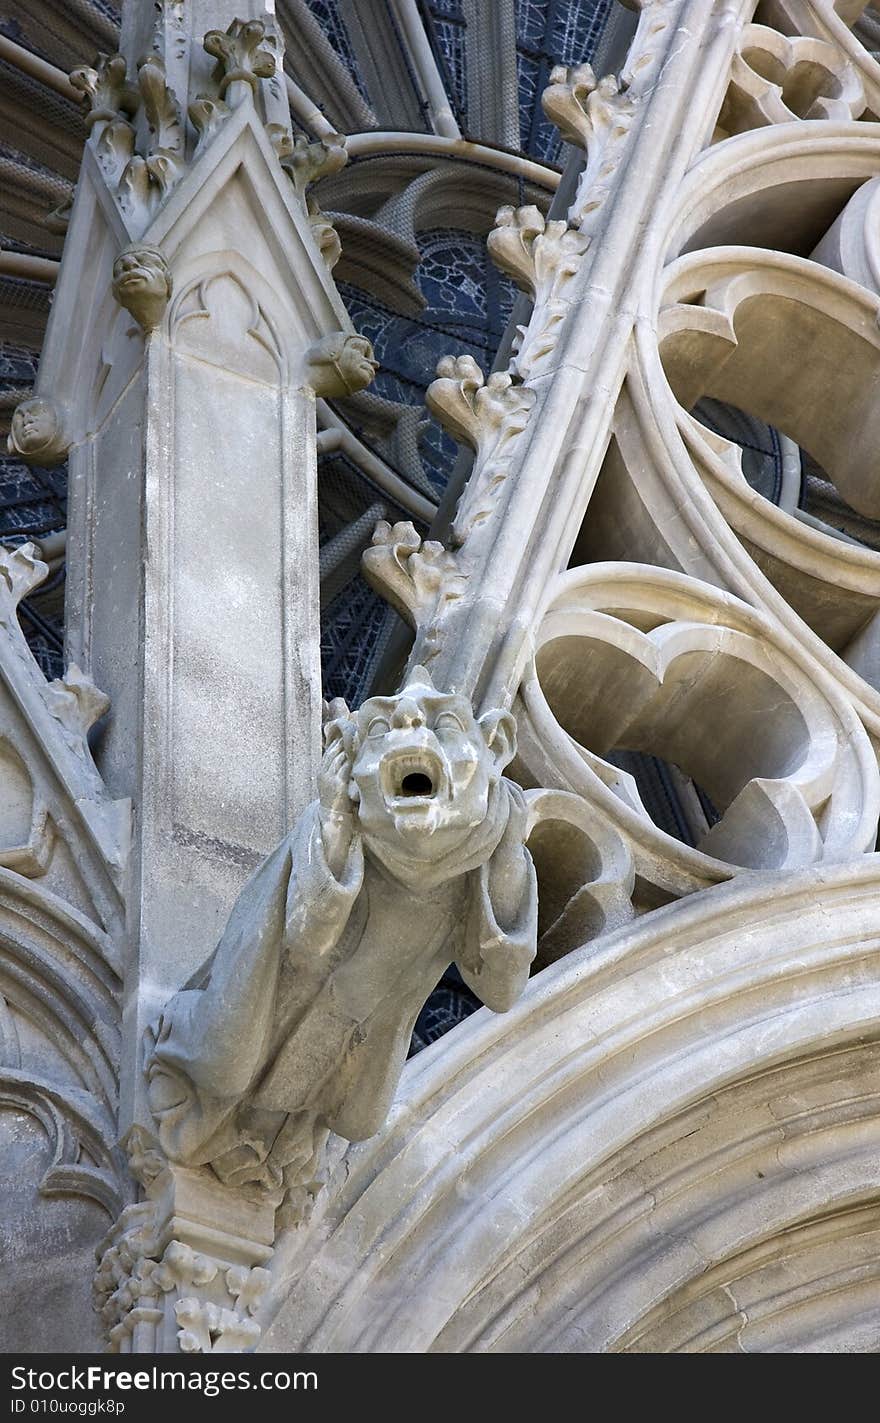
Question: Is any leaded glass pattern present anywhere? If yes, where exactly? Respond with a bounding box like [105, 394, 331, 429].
[339, 228, 517, 495]
[302, 0, 371, 103]
[515, 0, 616, 161]
[421, 1, 467, 124]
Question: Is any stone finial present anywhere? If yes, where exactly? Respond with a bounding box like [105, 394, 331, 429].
[7, 397, 69, 466]
[203, 18, 276, 97]
[111, 244, 173, 332]
[304, 332, 378, 397]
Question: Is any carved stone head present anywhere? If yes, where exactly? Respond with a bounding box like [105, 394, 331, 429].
[7, 396, 68, 465]
[112, 243, 173, 331]
[305, 331, 378, 397]
[348, 666, 516, 865]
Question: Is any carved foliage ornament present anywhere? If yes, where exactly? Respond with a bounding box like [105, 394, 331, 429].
[541, 65, 635, 229]
[204, 18, 276, 97]
[362, 520, 466, 633]
[488, 205, 590, 382]
[94, 1208, 270, 1353]
[426, 355, 536, 546]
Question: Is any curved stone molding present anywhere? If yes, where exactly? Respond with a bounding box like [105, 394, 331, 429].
[516, 563, 878, 891]
[636, 243, 880, 684]
[717, 23, 864, 138]
[812, 172, 880, 295]
[666, 121, 880, 261]
[524, 788, 634, 967]
[659, 245, 880, 518]
[170, 267, 283, 380]
[0, 869, 120, 1105]
[0, 545, 127, 913]
[762, 0, 880, 118]
[259, 858, 880, 1352]
[0, 1071, 123, 1218]
[0, 738, 52, 878]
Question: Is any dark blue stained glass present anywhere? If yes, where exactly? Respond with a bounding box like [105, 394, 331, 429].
[515, 0, 550, 51]
[339, 229, 517, 496]
[422, 1, 467, 123]
[409, 967, 481, 1056]
[303, 0, 371, 103]
[515, 0, 615, 162]
[321, 568, 392, 705]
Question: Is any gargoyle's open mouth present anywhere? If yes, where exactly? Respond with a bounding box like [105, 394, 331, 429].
[381, 749, 446, 806]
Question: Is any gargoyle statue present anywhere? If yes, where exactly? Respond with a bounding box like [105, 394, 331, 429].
[144, 666, 537, 1209]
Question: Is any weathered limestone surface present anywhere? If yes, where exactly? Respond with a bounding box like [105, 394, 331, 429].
[5, 0, 880, 1356]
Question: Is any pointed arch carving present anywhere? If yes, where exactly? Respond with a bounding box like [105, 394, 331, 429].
[170, 256, 286, 384]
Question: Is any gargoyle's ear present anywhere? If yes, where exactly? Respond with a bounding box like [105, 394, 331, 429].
[478, 707, 517, 772]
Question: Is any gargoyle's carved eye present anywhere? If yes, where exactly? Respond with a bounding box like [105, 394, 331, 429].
[367, 716, 391, 738]
[435, 711, 465, 734]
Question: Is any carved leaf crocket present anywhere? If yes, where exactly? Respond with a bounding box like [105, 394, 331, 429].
[144, 668, 537, 1205]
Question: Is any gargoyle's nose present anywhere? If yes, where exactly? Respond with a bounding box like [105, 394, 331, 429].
[392, 696, 425, 729]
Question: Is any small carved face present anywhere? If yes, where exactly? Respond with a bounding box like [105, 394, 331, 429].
[350, 673, 515, 861]
[112, 245, 172, 330]
[10, 397, 58, 452]
[306, 331, 377, 396]
[112, 245, 171, 299]
[338, 335, 378, 390]
[8, 398, 64, 462]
